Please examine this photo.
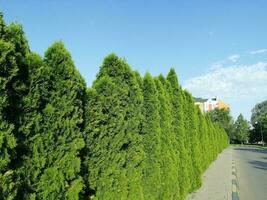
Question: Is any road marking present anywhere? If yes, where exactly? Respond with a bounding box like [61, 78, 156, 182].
[232, 159, 239, 200]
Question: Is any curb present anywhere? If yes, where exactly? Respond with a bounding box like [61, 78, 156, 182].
[231, 159, 239, 200]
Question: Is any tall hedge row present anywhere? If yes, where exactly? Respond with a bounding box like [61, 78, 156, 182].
[0, 14, 228, 200]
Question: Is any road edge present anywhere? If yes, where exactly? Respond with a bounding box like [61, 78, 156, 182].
[232, 158, 239, 200]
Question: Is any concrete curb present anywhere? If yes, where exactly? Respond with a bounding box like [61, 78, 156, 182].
[232, 159, 239, 200]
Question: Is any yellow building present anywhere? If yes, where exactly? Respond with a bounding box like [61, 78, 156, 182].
[217, 99, 230, 110]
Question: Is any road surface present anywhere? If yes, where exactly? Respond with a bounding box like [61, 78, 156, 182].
[233, 146, 267, 200]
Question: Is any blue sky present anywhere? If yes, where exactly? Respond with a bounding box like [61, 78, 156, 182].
[1, 0, 267, 120]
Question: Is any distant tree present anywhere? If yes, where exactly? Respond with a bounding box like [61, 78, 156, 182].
[207, 108, 233, 141]
[250, 100, 267, 143]
[232, 114, 250, 144]
[251, 100, 267, 124]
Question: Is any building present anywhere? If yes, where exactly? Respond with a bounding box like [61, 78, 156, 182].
[194, 97, 207, 112]
[194, 97, 229, 113]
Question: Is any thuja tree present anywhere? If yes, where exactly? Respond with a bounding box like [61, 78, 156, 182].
[202, 116, 212, 170]
[167, 68, 189, 200]
[154, 76, 178, 199]
[205, 116, 216, 163]
[133, 70, 143, 89]
[0, 14, 29, 199]
[181, 91, 194, 192]
[184, 90, 202, 190]
[203, 116, 212, 164]
[17, 42, 86, 199]
[0, 12, 230, 200]
[15, 52, 44, 199]
[158, 75, 180, 198]
[84, 54, 144, 199]
[196, 108, 207, 172]
[141, 73, 161, 199]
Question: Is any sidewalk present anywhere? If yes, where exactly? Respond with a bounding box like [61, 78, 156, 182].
[186, 147, 233, 200]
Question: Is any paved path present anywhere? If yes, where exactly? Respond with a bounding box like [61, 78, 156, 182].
[233, 146, 267, 200]
[186, 147, 232, 200]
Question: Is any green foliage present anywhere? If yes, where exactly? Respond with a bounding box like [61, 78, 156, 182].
[250, 100, 267, 143]
[0, 13, 29, 199]
[154, 76, 178, 199]
[196, 109, 208, 172]
[251, 100, 267, 124]
[83, 64, 229, 200]
[17, 42, 86, 199]
[207, 108, 234, 139]
[142, 73, 161, 199]
[232, 114, 250, 144]
[183, 90, 202, 190]
[0, 13, 229, 200]
[167, 68, 189, 200]
[84, 54, 144, 200]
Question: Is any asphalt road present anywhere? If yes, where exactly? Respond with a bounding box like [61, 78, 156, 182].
[233, 146, 267, 200]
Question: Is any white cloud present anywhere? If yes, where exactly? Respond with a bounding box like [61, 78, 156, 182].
[249, 49, 267, 55]
[185, 62, 267, 100]
[209, 63, 222, 71]
[227, 54, 240, 62]
[185, 51, 267, 119]
[184, 62, 267, 119]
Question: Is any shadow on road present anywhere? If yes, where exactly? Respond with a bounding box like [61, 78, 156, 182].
[234, 147, 267, 154]
[248, 160, 267, 171]
[234, 147, 267, 171]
